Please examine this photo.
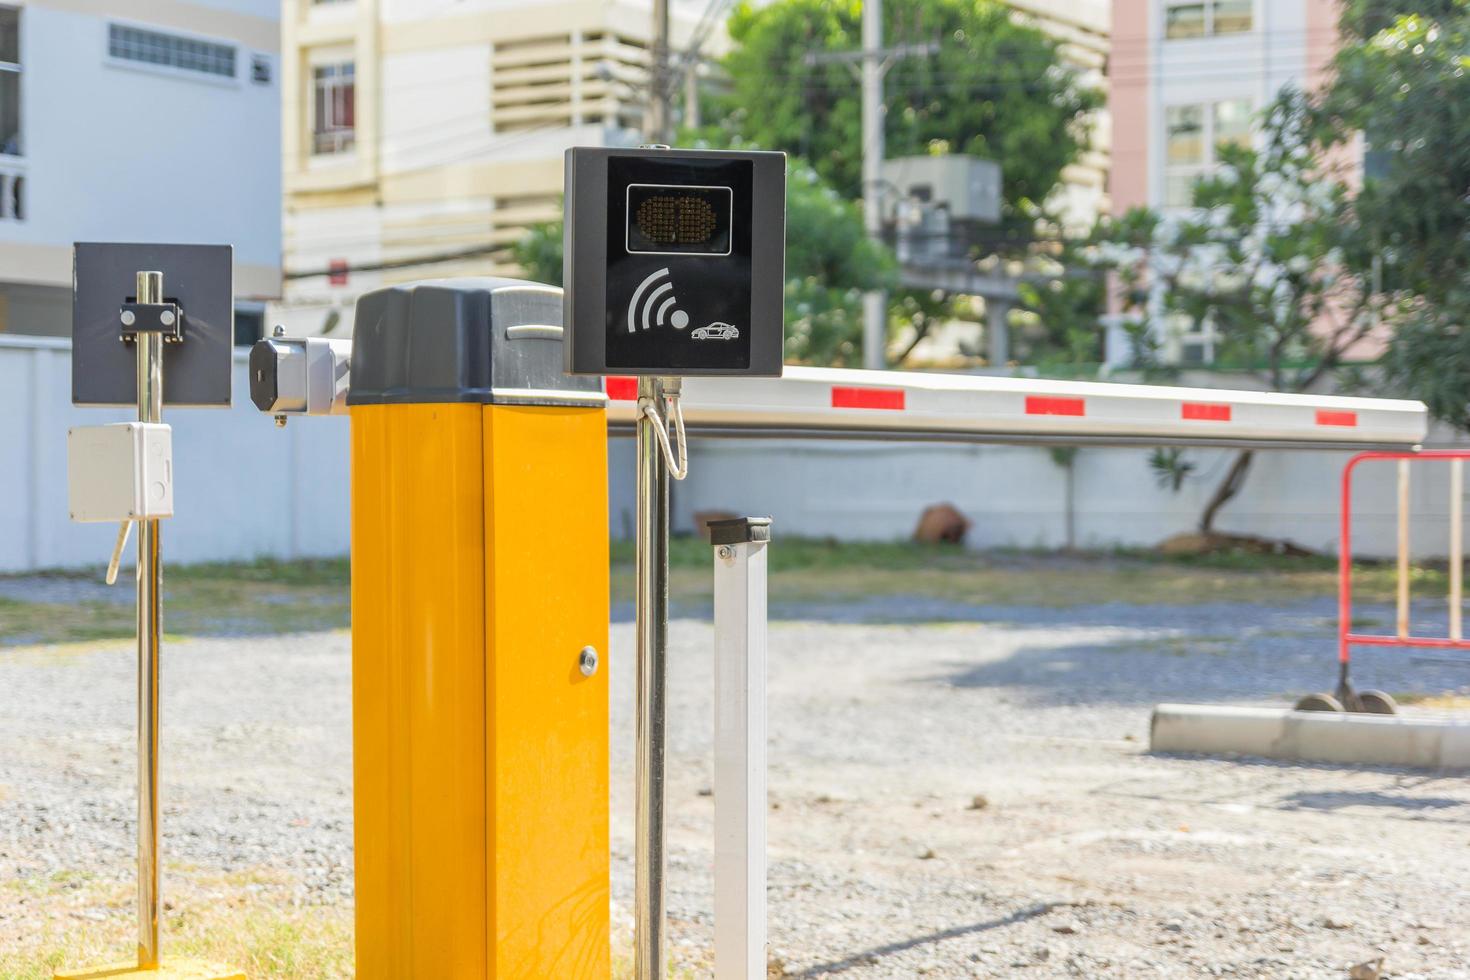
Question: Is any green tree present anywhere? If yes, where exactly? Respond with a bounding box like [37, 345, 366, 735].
[1317, 3, 1470, 429]
[696, 0, 1101, 366]
[512, 218, 565, 287]
[512, 155, 895, 365]
[1090, 92, 1383, 535]
[709, 0, 1100, 221]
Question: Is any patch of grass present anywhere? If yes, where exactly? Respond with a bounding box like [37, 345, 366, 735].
[0, 560, 351, 646]
[0, 867, 353, 980]
[614, 537, 1446, 609]
[176, 557, 351, 588]
[4, 543, 1453, 645]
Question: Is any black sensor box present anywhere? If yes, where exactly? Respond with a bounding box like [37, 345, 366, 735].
[563, 146, 786, 377]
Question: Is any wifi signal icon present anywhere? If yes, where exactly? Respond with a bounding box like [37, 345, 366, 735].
[626, 267, 691, 334]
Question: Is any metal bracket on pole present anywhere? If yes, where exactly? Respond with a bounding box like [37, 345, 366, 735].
[709, 517, 771, 980]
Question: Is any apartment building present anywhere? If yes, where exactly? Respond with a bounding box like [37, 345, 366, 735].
[279, 0, 712, 332]
[0, 0, 280, 340]
[1106, 0, 1341, 363]
[1008, 0, 1111, 231]
[1111, 0, 1340, 213]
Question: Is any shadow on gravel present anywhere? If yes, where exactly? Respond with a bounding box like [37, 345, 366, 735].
[1094, 760, 1470, 823]
[935, 620, 1470, 710]
[1280, 789, 1468, 812]
[790, 902, 1068, 977]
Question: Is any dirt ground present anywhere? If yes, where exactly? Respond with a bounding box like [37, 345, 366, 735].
[2, 557, 1469, 978]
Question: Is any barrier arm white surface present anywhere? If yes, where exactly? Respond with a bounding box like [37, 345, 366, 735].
[248, 334, 1428, 451]
[603, 366, 1428, 449]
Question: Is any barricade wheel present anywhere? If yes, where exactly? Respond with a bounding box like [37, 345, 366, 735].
[1356, 689, 1398, 714]
[1294, 693, 1345, 712]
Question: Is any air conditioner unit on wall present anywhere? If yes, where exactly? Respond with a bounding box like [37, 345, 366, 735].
[881, 155, 1002, 224]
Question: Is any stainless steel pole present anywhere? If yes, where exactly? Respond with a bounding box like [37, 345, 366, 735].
[135, 270, 164, 969]
[634, 375, 670, 980]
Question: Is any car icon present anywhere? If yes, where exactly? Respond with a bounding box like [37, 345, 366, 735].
[691, 321, 740, 340]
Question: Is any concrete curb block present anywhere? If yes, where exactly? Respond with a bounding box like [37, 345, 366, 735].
[1150, 703, 1470, 770]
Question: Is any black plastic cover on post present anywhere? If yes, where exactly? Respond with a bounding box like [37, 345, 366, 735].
[346, 277, 602, 407]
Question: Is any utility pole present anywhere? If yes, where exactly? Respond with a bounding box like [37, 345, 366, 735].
[648, 0, 672, 143]
[860, 0, 886, 371]
[807, 5, 935, 371]
[684, 58, 700, 131]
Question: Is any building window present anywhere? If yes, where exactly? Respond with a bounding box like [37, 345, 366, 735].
[234, 305, 264, 347]
[312, 62, 356, 155]
[1164, 0, 1252, 39]
[1164, 98, 1252, 207]
[108, 24, 238, 78]
[0, 171, 21, 221]
[0, 6, 19, 157]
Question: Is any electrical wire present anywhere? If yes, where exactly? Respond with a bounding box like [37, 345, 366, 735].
[285, 240, 517, 280]
[639, 388, 690, 480]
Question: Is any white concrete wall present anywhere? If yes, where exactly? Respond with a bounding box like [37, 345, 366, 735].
[659, 435, 1470, 560]
[5, 336, 1465, 571]
[0, 338, 347, 573]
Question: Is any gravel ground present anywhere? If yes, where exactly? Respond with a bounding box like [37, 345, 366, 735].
[3, 594, 1470, 978]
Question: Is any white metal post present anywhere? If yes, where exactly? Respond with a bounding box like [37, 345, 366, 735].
[710, 517, 770, 980]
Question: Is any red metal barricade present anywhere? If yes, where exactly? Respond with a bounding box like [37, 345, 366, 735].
[1313, 450, 1470, 712]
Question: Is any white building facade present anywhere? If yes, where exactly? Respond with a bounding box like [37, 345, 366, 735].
[0, 0, 281, 340]
[277, 0, 715, 339]
[1106, 0, 1342, 365]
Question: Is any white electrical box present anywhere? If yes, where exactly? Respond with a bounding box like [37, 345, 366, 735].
[68, 423, 174, 523]
[881, 155, 1002, 223]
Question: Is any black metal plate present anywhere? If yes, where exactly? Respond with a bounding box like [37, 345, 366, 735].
[72, 242, 234, 407]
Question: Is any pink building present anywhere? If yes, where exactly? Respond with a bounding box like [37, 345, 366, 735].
[1104, 0, 1349, 366]
[1109, 0, 1342, 215]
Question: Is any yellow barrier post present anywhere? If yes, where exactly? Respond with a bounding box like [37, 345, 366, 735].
[348, 280, 610, 978]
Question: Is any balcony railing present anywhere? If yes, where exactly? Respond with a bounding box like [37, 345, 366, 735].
[0, 165, 23, 221]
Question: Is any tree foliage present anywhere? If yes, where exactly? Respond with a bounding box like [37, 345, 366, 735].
[690, 0, 1101, 365]
[1087, 92, 1385, 533]
[1317, 2, 1470, 427]
[1093, 93, 1379, 392]
[707, 0, 1101, 223]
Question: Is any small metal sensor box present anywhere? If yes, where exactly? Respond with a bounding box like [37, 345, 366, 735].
[68, 423, 175, 522]
[563, 146, 787, 377]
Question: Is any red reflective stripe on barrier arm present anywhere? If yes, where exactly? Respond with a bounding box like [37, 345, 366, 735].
[1024, 396, 1086, 417]
[606, 376, 638, 401]
[831, 386, 905, 410]
[1182, 402, 1231, 422]
[1317, 410, 1358, 427]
